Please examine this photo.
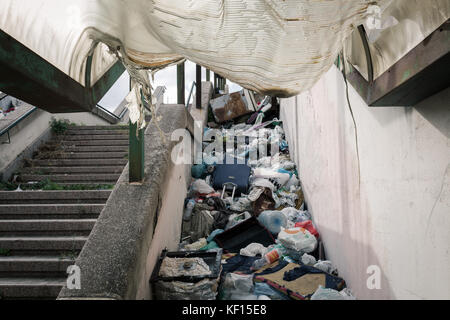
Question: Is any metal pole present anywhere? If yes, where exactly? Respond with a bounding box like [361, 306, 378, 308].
[196, 64, 202, 109]
[177, 62, 185, 105]
[129, 90, 145, 183]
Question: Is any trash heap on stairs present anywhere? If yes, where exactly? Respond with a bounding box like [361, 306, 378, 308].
[150, 91, 355, 301]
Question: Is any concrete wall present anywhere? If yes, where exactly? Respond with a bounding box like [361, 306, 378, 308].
[137, 159, 190, 299]
[280, 65, 450, 300]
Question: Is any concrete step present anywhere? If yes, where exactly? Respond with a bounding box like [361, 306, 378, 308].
[38, 152, 128, 160]
[0, 204, 103, 219]
[0, 278, 66, 299]
[60, 134, 129, 141]
[0, 219, 96, 236]
[0, 256, 75, 277]
[0, 190, 111, 204]
[65, 129, 128, 135]
[28, 159, 128, 167]
[0, 236, 87, 255]
[17, 174, 121, 183]
[59, 140, 129, 147]
[20, 166, 125, 175]
[68, 125, 129, 130]
[61, 146, 128, 152]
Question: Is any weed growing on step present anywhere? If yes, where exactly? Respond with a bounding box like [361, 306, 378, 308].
[0, 182, 18, 191]
[0, 249, 11, 256]
[50, 118, 72, 135]
[60, 251, 78, 260]
[0, 179, 114, 191]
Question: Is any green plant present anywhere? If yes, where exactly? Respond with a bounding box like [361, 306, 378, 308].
[50, 118, 71, 135]
[1, 179, 115, 191]
[0, 182, 18, 191]
[60, 251, 78, 260]
[0, 249, 11, 256]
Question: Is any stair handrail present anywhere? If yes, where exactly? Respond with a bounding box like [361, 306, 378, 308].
[95, 103, 128, 121]
[186, 81, 197, 108]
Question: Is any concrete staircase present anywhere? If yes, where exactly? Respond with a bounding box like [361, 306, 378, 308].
[0, 125, 128, 299]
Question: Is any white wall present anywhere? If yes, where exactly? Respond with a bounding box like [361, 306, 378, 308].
[280, 65, 450, 300]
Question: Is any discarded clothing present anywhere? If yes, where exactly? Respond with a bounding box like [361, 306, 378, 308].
[249, 187, 276, 217]
[254, 262, 346, 300]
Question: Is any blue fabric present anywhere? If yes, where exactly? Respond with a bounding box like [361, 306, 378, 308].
[207, 229, 224, 242]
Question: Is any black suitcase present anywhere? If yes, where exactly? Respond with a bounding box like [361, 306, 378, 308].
[212, 164, 251, 197]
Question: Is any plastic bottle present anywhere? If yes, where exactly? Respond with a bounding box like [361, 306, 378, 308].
[264, 245, 288, 264]
[183, 199, 196, 221]
[257, 210, 287, 234]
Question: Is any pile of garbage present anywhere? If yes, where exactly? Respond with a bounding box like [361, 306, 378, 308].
[152, 92, 355, 301]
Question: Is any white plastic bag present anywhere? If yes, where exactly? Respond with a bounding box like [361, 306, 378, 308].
[191, 179, 214, 195]
[311, 286, 346, 300]
[314, 261, 338, 275]
[301, 253, 317, 266]
[222, 273, 255, 300]
[240, 243, 268, 257]
[257, 211, 287, 235]
[280, 207, 311, 223]
[254, 168, 290, 188]
[277, 227, 317, 253]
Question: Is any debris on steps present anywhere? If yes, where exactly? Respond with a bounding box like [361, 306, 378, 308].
[151, 95, 355, 301]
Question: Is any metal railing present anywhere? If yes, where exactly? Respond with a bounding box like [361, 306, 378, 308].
[186, 81, 197, 108]
[95, 103, 128, 121]
[0, 97, 38, 144]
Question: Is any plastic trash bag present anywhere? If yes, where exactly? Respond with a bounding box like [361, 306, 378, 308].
[301, 253, 317, 266]
[295, 220, 319, 239]
[254, 168, 290, 189]
[207, 229, 224, 242]
[183, 238, 208, 251]
[183, 199, 196, 222]
[277, 227, 317, 254]
[340, 288, 356, 300]
[285, 175, 300, 189]
[254, 282, 290, 300]
[278, 191, 298, 208]
[250, 178, 276, 192]
[314, 261, 338, 276]
[221, 273, 255, 300]
[200, 241, 220, 251]
[311, 286, 347, 300]
[192, 179, 215, 195]
[225, 212, 251, 230]
[257, 211, 287, 235]
[155, 278, 219, 300]
[280, 208, 311, 224]
[240, 243, 268, 257]
[229, 196, 252, 212]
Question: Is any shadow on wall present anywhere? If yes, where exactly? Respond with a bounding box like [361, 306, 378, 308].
[414, 86, 450, 139]
[318, 223, 395, 300]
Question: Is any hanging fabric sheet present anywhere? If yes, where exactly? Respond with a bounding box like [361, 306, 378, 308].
[0, 0, 395, 96]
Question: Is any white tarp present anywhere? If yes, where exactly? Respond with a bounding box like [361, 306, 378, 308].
[0, 0, 395, 97]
